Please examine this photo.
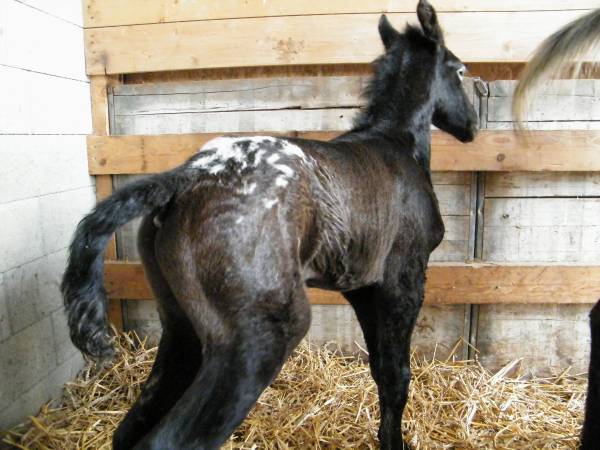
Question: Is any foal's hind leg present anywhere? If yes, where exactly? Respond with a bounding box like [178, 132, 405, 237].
[113, 216, 203, 450]
[344, 257, 426, 450]
[133, 281, 311, 450]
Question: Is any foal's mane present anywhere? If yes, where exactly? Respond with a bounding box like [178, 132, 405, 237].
[353, 25, 437, 133]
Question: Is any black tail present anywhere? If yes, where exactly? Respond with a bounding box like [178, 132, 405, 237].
[61, 169, 190, 358]
[581, 300, 600, 449]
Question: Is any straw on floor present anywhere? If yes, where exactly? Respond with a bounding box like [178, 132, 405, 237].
[3, 332, 587, 449]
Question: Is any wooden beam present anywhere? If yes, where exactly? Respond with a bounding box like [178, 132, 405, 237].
[433, 130, 600, 172]
[90, 75, 118, 260]
[87, 131, 338, 174]
[83, 0, 597, 28]
[84, 11, 588, 75]
[104, 261, 600, 305]
[87, 130, 600, 175]
[91, 75, 124, 330]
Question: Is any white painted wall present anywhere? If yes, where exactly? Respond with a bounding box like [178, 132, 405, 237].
[0, 0, 94, 429]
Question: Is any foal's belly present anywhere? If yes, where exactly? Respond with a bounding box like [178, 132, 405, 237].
[302, 257, 386, 292]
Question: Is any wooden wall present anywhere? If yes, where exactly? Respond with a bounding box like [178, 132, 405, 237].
[111, 78, 479, 358]
[104, 76, 600, 372]
[82, 1, 596, 74]
[81, 1, 600, 374]
[476, 81, 600, 372]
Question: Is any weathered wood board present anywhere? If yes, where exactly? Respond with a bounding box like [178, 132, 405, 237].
[111, 77, 479, 356]
[106, 76, 600, 371]
[104, 261, 600, 305]
[477, 304, 592, 373]
[88, 130, 600, 174]
[84, 10, 591, 74]
[476, 80, 600, 374]
[83, 1, 598, 28]
[87, 77, 600, 174]
[487, 80, 600, 124]
[483, 197, 600, 263]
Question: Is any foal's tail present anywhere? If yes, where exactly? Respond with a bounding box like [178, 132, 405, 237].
[513, 8, 600, 127]
[61, 169, 191, 358]
[581, 300, 600, 449]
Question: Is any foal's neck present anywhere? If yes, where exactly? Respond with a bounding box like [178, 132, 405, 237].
[347, 100, 435, 174]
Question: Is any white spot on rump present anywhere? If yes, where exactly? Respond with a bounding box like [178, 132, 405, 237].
[266, 153, 280, 165]
[191, 136, 247, 173]
[275, 176, 289, 187]
[273, 163, 294, 178]
[191, 136, 277, 173]
[207, 164, 226, 174]
[238, 182, 257, 195]
[263, 198, 278, 209]
[253, 149, 266, 167]
[280, 140, 306, 160]
[188, 135, 307, 190]
[235, 217, 244, 224]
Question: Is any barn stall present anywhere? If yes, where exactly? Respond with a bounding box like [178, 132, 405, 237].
[1, 0, 600, 448]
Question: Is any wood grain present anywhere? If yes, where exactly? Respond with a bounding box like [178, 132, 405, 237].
[84, 11, 588, 75]
[87, 130, 600, 174]
[91, 76, 118, 260]
[108, 78, 478, 344]
[486, 172, 600, 198]
[90, 75, 113, 135]
[108, 298, 124, 330]
[122, 63, 600, 85]
[483, 197, 600, 263]
[91, 75, 121, 328]
[83, 0, 596, 27]
[104, 261, 600, 305]
[112, 76, 368, 113]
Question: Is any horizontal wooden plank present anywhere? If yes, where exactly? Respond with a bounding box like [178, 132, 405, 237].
[433, 130, 600, 172]
[486, 172, 600, 198]
[88, 131, 333, 174]
[84, 11, 588, 75]
[83, 0, 597, 28]
[104, 261, 600, 304]
[483, 197, 600, 263]
[477, 303, 591, 374]
[489, 80, 600, 122]
[87, 130, 600, 175]
[121, 63, 600, 84]
[113, 108, 357, 136]
[112, 76, 368, 114]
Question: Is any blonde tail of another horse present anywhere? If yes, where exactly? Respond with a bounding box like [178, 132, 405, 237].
[512, 9, 600, 127]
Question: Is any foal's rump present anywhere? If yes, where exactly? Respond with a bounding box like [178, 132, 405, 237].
[152, 191, 311, 353]
[61, 135, 313, 359]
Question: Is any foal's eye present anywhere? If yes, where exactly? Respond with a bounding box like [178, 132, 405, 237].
[456, 66, 466, 82]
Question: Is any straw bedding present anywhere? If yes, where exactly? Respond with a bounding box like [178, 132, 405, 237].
[3, 333, 587, 449]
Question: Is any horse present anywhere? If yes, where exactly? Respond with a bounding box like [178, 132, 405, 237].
[61, 1, 477, 448]
[510, 9, 600, 449]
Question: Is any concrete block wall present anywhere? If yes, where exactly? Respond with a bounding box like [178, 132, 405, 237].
[0, 1, 94, 429]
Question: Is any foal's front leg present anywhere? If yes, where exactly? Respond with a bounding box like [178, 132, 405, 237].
[345, 260, 426, 450]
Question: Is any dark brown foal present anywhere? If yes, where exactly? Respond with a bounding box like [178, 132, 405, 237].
[62, 2, 478, 448]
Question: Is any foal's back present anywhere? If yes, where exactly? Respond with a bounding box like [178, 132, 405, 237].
[151, 134, 442, 297]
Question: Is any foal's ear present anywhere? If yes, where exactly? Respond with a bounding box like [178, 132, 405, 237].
[417, 0, 444, 44]
[378, 14, 400, 50]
